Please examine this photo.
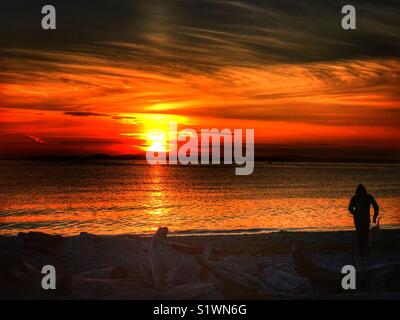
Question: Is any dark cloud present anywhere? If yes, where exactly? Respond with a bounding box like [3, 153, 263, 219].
[0, 0, 399, 73]
[64, 111, 107, 117]
[53, 138, 121, 145]
[111, 115, 137, 120]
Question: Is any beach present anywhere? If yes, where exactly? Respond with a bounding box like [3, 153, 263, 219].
[1, 228, 400, 300]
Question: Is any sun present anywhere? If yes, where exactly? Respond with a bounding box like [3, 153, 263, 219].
[147, 129, 167, 153]
[117, 113, 192, 153]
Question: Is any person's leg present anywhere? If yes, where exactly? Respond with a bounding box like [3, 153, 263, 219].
[365, 222, 371, 257]
[354, 218, 364, 255]
[360, 229, 368, 256]
[359, 222, 371, 257]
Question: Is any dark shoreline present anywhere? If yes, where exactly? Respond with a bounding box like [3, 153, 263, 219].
[2, 227, 400, 253]
[1, 156, 400, 164]
[1, 228, 399, 299]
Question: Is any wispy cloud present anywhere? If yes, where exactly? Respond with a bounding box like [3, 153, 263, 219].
[26, 135, 51, 145]
[0, 0, 399, 158]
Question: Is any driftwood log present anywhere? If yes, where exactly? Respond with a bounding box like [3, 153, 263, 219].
[149, 227, 169, 287]
[80, 266, 129, 280]
[197, 255, 275, 298]
[0, 254, 71, 299]
[291, 242, 400, 292]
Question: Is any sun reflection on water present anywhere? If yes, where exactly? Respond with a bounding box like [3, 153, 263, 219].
[146, 166, 169, 231]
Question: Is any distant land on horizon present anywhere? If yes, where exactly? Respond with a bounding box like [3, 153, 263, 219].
[1, 153, 399, 164]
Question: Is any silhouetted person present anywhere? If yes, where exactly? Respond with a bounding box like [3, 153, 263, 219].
[348, 184, 379, 256]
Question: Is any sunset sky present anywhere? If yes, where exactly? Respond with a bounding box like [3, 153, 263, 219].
[0, 0, 399, 160]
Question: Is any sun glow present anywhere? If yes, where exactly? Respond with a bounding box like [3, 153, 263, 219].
[118, 113, 192, 153]
[147, 129, 167, 153]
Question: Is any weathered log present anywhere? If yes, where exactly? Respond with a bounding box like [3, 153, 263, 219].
[291, 243, 342, 291]
[168, 241, 204, 255]
[80, 266, 129, 279]
[0, 254, 41, 283]
[149, 227, 203, 288]
[71, 277, 147, 299]
[196, 255, 284, 299]
[168, 241, 220, 260]
[105, 282, 221, 300]
[149, 227, 169, 287]
[291, 242, 400, 292]
[0, 253, 73, 299]
[329, 291, 400, 300]
[263, 266, 312, 294]
[160, 282, 221, 300]
[0, 254, 45, 299]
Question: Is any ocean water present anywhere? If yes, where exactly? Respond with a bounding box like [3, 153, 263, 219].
[0, 160, 399, 236]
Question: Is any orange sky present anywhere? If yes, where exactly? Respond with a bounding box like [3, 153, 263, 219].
[0, 1, 399, 160]
[1, 54, 399, 159]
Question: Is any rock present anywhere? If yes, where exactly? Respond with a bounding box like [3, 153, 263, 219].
[79, 232, 98, 240]
[17, 232, 65, 255]
[18, 231, 64, 244]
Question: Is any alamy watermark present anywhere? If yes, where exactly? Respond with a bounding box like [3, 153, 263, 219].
[146, 122, 254, 176]
[41, 265, 56, 290]
[341, 265, 356, 290]
[41, 5, 56, 30]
